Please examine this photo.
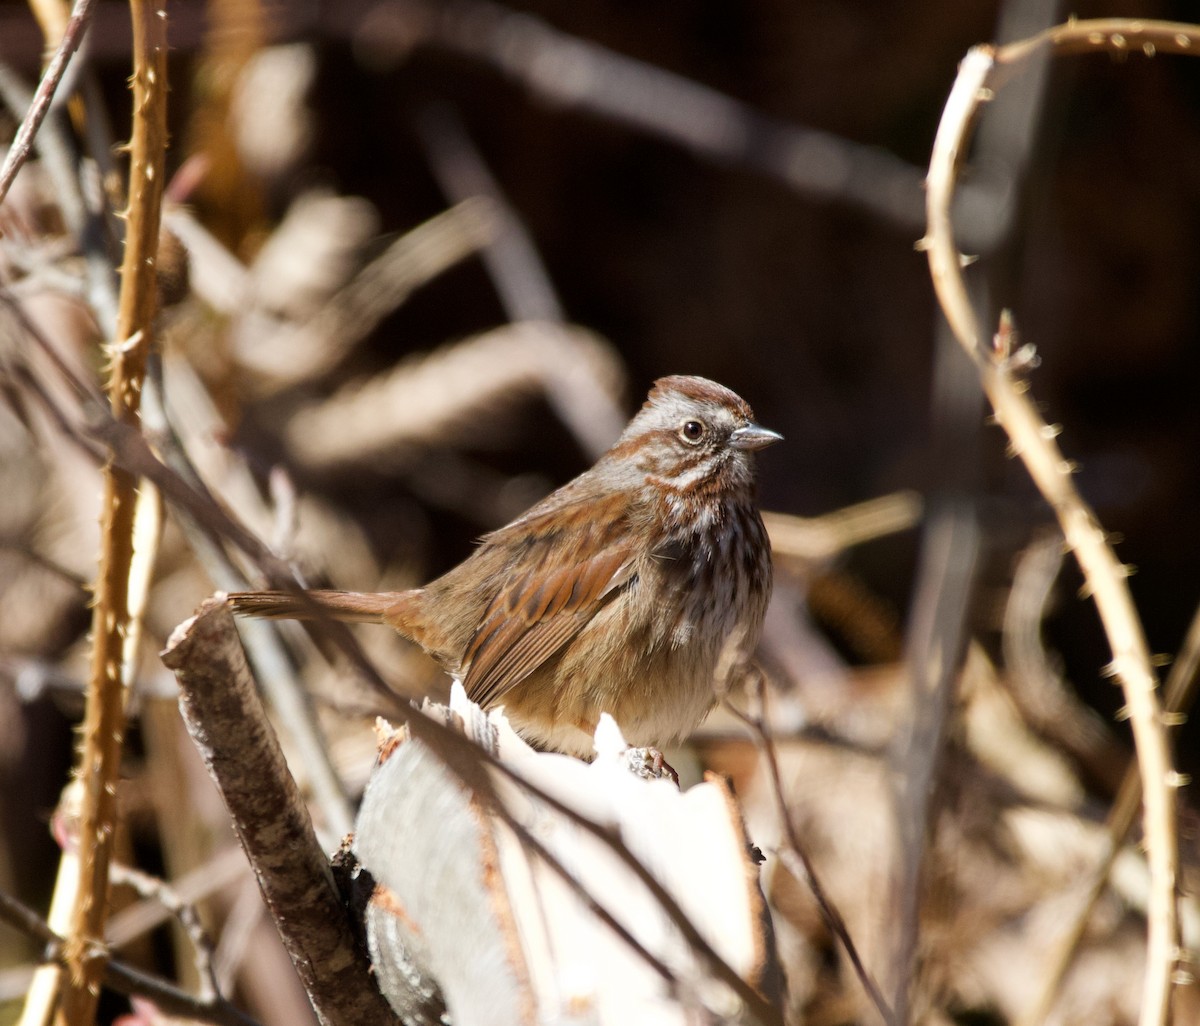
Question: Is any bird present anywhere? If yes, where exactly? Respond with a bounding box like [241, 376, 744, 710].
[229, 374, 780, 758]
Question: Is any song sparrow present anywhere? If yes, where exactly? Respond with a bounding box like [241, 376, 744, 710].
[230, 375, 780, 757]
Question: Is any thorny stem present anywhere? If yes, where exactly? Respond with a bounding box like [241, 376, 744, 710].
[921, 21, 1200, 1026]
[58, 1, 168, 1023]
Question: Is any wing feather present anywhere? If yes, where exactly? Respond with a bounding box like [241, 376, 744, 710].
[463, 509, 637, 710]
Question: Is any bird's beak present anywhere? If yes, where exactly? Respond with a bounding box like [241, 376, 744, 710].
[729, 423, 783, 451]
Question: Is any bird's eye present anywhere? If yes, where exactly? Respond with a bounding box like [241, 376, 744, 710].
[679, 419, 706, 444]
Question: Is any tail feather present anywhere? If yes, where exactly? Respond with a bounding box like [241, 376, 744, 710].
[228, 589, 411, 625]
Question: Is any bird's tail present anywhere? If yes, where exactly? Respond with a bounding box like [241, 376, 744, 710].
[227, 589, 413, 625]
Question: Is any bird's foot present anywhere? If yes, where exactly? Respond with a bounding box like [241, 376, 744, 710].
[625, 746, 680, 786]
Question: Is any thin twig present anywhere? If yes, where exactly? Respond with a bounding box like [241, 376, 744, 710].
[0, 0, 98, 206]
[416, 102, 564, 323]
[1001, 531, 1121, 791]
[0, 60, 120, 334]
[0, 887, 262, 1026]
[106, 845, 247, 951]
[109, 862, 220, 1004]
[406, 0, 930, 234]
[921, 21, 1199, 1026]
[725, 679, 896, 1026]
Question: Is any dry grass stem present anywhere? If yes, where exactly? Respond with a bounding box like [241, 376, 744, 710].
[143, 355, 358, 842]
[887, 506, 979, 1022]
[763, 492, 922, 566]
[922, 22, 1200, 1026]
[725, 683, 895, 1026]
[237, 198, 498, 391]
[284, 320, 627, 468]
[417, 104, 565, 323]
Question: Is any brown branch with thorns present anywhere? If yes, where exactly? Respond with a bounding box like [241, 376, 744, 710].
[920, 19, 1200, 1026]
[56, 1, 169, 1022]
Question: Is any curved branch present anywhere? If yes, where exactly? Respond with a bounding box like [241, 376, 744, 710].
[921, 22, 1197, 1026]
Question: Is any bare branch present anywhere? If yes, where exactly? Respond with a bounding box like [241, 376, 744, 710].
[0, 0, 98, 206]
[161, 598, 400, 1026]
[416, 103, 564, 324]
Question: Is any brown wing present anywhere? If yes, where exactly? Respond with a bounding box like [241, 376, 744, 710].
[462, 499, 638, 710]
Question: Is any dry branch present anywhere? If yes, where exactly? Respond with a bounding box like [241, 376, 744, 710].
[399, 0, 929, 234]
[417, 103, 565, 324]
[161, 597, 399, 1026]
[762, 492, 922, 567]
[0, 0, 97, 206]
[921, 20, 1200, 1026]
[235, 198, 498, 391]
[283, 320, 628, 468]
[58, 2, 168, 1021]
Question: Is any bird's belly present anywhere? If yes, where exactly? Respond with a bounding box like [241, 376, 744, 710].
[498, 618, 722, 757]
[492, 535, 768, 758]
